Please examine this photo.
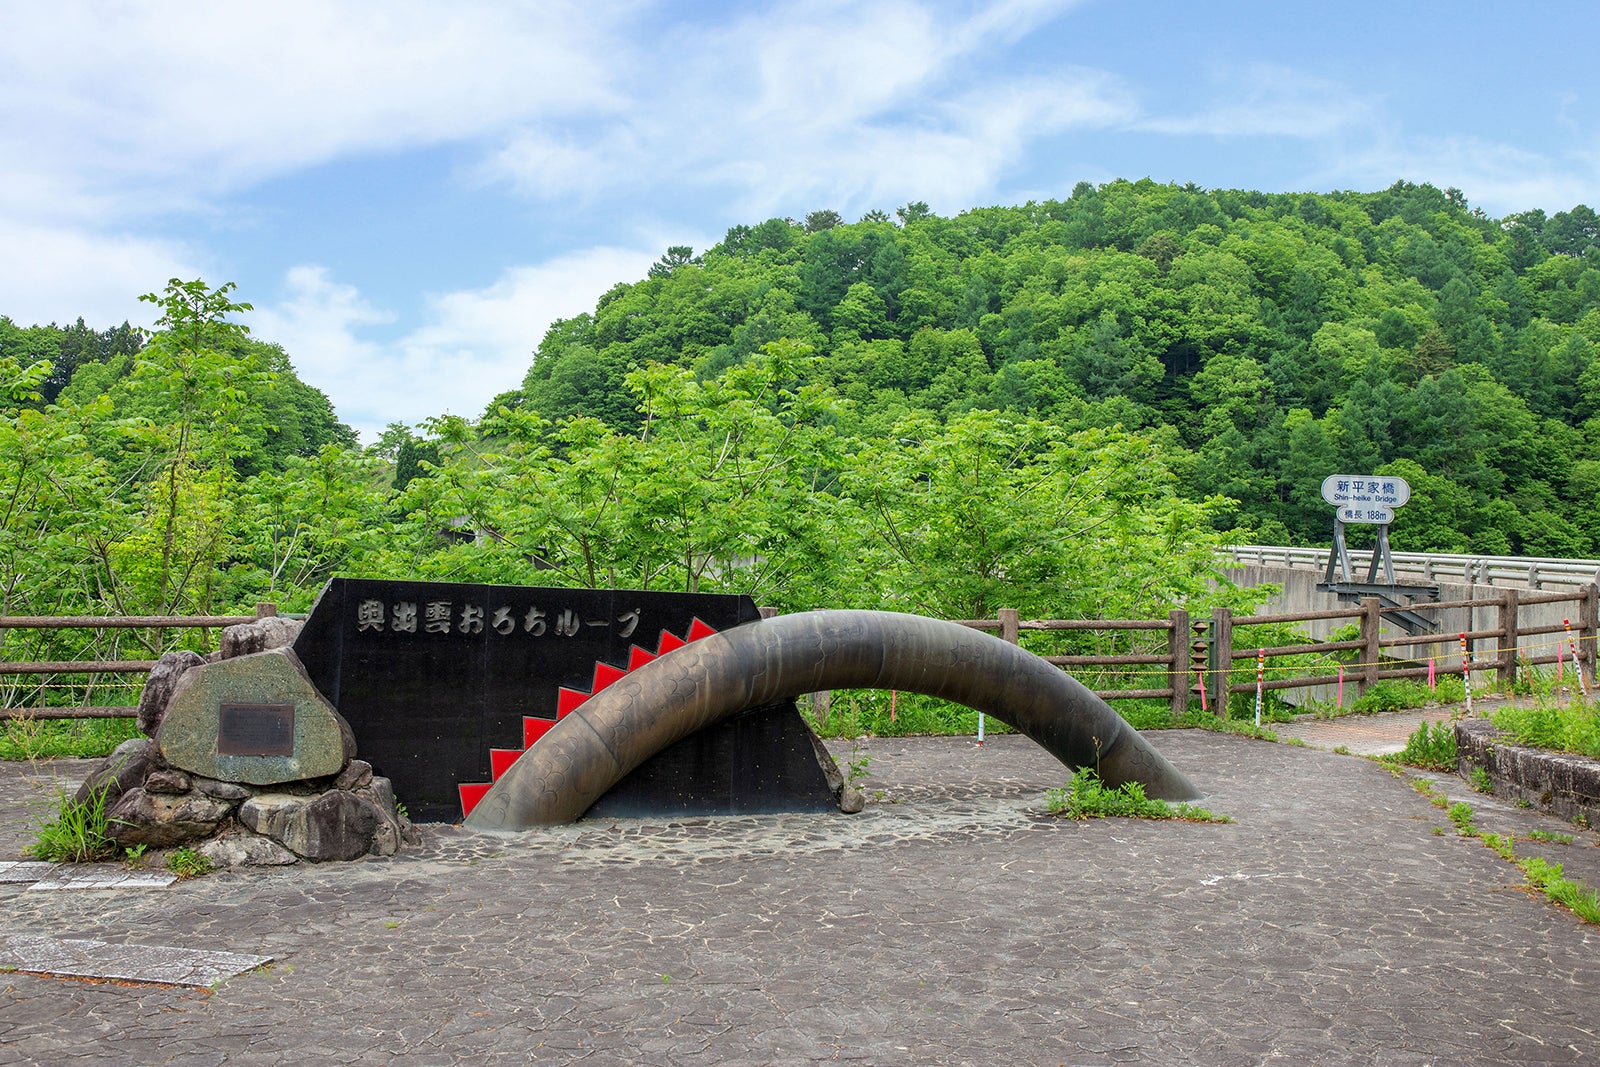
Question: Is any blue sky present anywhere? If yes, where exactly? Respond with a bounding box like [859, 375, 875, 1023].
[4, 0, 1597, 440]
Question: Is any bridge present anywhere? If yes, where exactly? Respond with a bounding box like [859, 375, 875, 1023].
[1219, 546, 1599, 691]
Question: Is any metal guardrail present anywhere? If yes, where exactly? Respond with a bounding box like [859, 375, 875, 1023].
[1221, 546, 1600, 590]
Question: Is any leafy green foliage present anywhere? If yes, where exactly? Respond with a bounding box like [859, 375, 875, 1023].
[1491, 700, 1600, 758]
[1392, 720, 1459, 771]
[166, 846, 214, 879]
[1044, 769, 1230, 822]
[0, 717, 139, 761]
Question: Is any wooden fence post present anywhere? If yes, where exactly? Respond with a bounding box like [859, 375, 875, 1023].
[1582, 584, 1599, 685]
[255, 603, 277, 619]
[1360, 597, 1382, 697]
[998, 608, 1019, 646]
[1208, 607, 1232, 716]
[1499, 587, 1519, 691]
[1167, 608, 1189, 721]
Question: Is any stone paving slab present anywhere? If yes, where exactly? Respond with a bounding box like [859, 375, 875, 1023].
[1275, 705, 1464, 755]
[26, 867, 177, 891]
[0, 861, 57, 883]
[0, 935, 271, 987]
[0, 733, 1596, 1064]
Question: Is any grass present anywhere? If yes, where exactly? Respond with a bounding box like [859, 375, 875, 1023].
[1044, 769, 1231, 822]
[0, 716, 141, 761]
[25, 781, 117, 863]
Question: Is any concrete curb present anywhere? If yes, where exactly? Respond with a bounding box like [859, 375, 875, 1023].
[1454, 718, 1600, 826]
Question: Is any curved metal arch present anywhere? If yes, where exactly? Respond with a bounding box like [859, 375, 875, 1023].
[465, 610, 1201, 829]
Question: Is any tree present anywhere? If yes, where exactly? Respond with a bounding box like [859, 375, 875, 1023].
[647, 245, 697, 279]
[804, 210, 844, 233]
[896, 201, 932, 225]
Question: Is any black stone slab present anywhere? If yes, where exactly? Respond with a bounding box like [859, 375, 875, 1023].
[293, 578, 763, 822]
[216, 704, 295, 757]
[582, 701, 840, 819]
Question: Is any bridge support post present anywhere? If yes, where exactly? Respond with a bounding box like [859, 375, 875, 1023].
[1167, 608, 1189, 721]
[1499, 588, 1519, 691]
[1360, 597, 1382, 697]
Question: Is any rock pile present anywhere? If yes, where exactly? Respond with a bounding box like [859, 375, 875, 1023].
[78, 616, 420, 866]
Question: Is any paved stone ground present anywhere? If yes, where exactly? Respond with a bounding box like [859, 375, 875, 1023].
[1274, 705, 1472, 756]
[1, 731, 1597, 1065]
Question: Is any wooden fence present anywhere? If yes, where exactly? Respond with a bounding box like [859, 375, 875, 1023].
[3, 588, 1597, 722]
[0, 604, 278, 720]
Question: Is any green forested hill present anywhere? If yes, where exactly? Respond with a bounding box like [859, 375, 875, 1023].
[512, 181, 1600, 555]
[3, 183, 1600, 654]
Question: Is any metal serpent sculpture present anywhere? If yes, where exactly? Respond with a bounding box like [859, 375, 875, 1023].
[465, 609, 1202, 829]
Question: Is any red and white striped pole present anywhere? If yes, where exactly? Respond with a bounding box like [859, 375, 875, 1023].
[1565, 619, 1587, 700]
[1459, 632, 1472, 715]
[1197, 667, 1208, 714]
[1254, 648, 1266, 727]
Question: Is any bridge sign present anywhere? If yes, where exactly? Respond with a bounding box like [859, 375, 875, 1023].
[1321, 475, 1410, 510]
[1337, 505, 1395, 525]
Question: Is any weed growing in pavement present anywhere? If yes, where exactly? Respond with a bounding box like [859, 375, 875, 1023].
[166, 847, 213, 879]
[845, 738, 871, 787]
[1332, 744, 1351, 755]
[1481, 831, 1517, 860]
[122, 843, 148, 869]
[1387, 721, 1458, 772]
[1470, 767, 1495, 794]
[25, 781, 116, 862]
[1519, 856, 1600, 925]
[1045, 769, 1230, 823]
[1402, 768, 1600, 926]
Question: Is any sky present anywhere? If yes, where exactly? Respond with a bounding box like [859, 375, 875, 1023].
[4, 0, 1598, 442]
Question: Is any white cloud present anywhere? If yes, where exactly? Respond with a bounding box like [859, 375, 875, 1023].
[479, 0, 1115, 218]
[0, 2, 632, 224]
[0, 219, 201, 328]
[252, 247, 667, 442]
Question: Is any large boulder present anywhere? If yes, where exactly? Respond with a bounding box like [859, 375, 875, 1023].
[157, 647, 356, 786]
[137, 650, 206, 737]
[219, 617, 304, 660]
[198, 828, 298, 868]
[239, 789, 382, 862]
[73, 737, 159, 808]
[104, 787, 236, 849]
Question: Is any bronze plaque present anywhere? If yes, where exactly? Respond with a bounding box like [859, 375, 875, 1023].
[217, 703, 296, 757]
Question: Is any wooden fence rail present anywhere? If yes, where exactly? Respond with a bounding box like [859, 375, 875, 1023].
[0, 604, 278, 721]
[4, 589, 1597, 723]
